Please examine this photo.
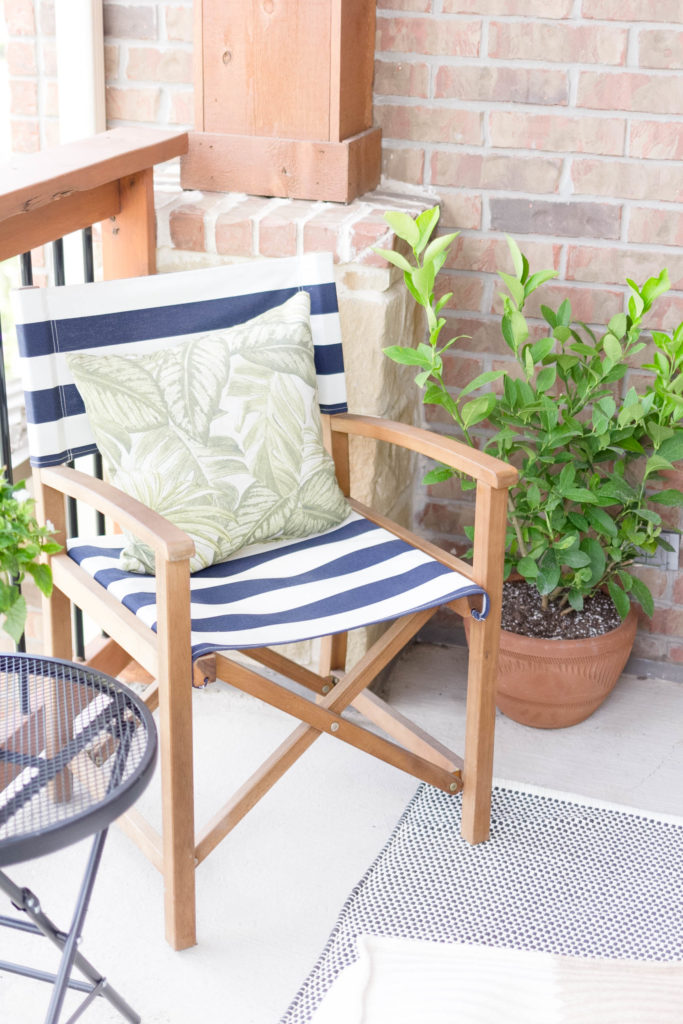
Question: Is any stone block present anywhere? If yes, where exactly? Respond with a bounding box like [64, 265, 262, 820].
[489, 198, 622, 240]
[578, 71, 683, 115]
[376, 15, 480, 57]
[435, 64, 569, 105]
[376, 104, 482, 146]
[103, 3, 157, 40]
[638, 29, 683, 70]
[489, 21, 627, 65]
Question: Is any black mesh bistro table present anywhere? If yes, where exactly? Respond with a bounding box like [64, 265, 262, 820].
[0, 652, 157, 1024]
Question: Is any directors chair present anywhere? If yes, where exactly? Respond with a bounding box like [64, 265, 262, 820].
[15, 253, 516, 950]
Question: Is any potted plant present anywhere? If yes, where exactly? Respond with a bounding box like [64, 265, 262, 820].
[376, 208, 683, 728]
[0, 471, 60, 647]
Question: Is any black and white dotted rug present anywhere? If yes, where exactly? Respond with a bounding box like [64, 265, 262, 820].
[279, 783, 683, 1023]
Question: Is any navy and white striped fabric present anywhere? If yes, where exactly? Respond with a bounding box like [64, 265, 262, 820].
[68, 512, 489, 660]
[14, 253, 347, 468]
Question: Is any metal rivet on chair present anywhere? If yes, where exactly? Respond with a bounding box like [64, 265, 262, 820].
[330, 722, 339, 733]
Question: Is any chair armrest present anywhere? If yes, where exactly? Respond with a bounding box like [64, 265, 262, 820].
[329, 414, 518, 490]
[39, 465, 195, 563]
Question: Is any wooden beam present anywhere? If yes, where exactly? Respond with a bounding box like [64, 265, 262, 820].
[0, 127, 188, 224]
[180, 127, 381, 204]
[0, 181, 119, 262]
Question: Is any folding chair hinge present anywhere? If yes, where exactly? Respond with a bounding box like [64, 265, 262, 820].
[320, 672, 342, 696]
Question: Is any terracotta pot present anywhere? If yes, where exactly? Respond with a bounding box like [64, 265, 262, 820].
[466, 605, 638, 729]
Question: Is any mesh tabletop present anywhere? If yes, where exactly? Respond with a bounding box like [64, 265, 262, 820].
[0, 653, 156, 867]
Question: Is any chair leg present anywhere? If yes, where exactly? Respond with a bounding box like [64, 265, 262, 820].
[460, 482, 507, 846]
[156, 559, 196, 950]
[460, 612, 499, 844]
[43, 585, 73, 662]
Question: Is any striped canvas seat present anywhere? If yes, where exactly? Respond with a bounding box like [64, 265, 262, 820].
[68, 512, 489, 660]
[14, 251, 512, 953]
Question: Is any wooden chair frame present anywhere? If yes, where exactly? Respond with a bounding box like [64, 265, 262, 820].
[35, 409, 516, 951]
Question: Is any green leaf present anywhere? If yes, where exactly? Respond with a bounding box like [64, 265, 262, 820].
[2, 594, 26, 644]
[586, 506, 618, 538]
[607, 313, 627, 340]
[562, 548, 592, 569]
[423, 232, 458, 265]
[525, 269, 558, 295]
[650, 489, 683, 507]
[382, 345, 431, 367]
[25, 561, 53, 598]
[462, 394, 496, 428]
[422, 466, 455, 486]
[506, 311, 529, 348]
[537, 549, 560, 595]
[506, 235, 525, 279]
[536, 366, 556, 393]
[529, 337, 555, 364]
[517, 556, 538, 579]
[415, 206, 440, 253]
[373, 248, 413, 273]
[435, 292, 453, 315]
[625, 574, 655, 618]
[567, 590, 584, 612]
[564, 487, 599, 503]
[641, 268, 670, 307]
[581, 537, 606, 586]
[458, 370, 506, 399]
[607, 580, 631, 620]
[556, 299, 571, 326]
[384, 210, 420, 247]
[498, 271, 525, 308]
[568, 511, 589, 531]
[554, 531, 579, 551]
[410, 262, 436, 303]
[658, 432, 683, 464]
[645, 454, 674, 476]
[540, 305, 557, 328]
[603, 334, 623, 363]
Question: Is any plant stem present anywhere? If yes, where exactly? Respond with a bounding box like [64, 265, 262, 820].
[509, 500, 528, 558]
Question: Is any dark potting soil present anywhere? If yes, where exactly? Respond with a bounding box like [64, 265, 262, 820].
[501, 579, 622, 640]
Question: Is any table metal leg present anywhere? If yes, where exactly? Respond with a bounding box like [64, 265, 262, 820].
[0, 829, 141, 1024]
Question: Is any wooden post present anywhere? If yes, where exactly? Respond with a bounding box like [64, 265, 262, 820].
[101, 167, 156, 280]
[182, 0, 381, 202]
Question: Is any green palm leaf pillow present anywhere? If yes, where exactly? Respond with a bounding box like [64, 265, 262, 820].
[66, 291, 350, 574]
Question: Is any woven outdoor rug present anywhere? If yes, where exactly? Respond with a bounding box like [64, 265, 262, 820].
[279, 782, 683, 1023]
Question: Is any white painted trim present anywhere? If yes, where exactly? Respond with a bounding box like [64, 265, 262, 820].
[54, 0, 106, 143]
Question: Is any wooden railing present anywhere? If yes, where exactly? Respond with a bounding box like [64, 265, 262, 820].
[0, 127, 188, 656]
[0, 126, 189, 479]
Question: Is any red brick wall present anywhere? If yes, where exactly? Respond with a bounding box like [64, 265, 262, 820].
[5, 0, 58, 151]
[4, 1, 194, 153]
[104, 1, 193, 129]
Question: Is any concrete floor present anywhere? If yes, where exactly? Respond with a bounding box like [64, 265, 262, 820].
[2, 641, 682, 1024]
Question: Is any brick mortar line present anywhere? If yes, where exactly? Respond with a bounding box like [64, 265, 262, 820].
[453, 230, 683, 256]
[110, 80, 193, 90]
[394, 139, 683, 165]
[375, 52, 637, 72]
[374, 96, 683, 121]
[375, 55, 648, 73]
[377, 12, 683, 29]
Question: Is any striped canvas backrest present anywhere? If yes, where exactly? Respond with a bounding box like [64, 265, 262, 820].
[13, 252, 347, 468]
